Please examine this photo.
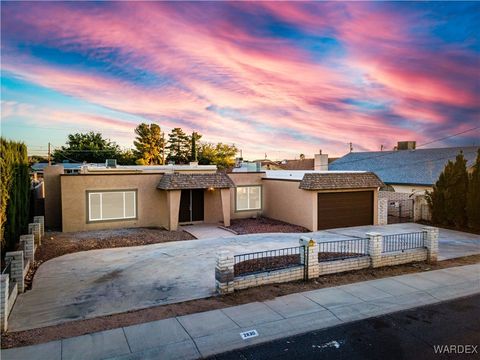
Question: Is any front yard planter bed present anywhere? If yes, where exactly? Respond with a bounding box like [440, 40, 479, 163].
[228, 217, 309, 235]
[234, 252, 367, 276]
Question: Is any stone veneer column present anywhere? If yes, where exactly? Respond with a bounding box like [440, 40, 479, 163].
[166, 190, 181, 231]
[4, 251, 25, 293]
[220, 188, 231, 227]
[215, 251, 234, 294]
[0, 274, 9, 331]
[367, 232, 383, 268]
[33, 216, 45, 237]
[19, 234, 35, 263]
[423, 226, 439, 263]
[299, 236, 319, 279]
[28, 223, 41, 246]
[378, 198, 388, 225]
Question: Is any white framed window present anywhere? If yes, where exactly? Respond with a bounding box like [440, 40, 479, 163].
[236, 186, 262, 211]
[88, 190, 137, 222]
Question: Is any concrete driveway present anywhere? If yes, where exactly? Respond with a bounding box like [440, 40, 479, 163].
[9, 223, 479, 331]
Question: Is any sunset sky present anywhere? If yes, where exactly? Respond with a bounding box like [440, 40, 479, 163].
[1, 1, 479, 160]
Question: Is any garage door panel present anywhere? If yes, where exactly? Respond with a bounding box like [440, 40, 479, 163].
[317, 191, 373, 230]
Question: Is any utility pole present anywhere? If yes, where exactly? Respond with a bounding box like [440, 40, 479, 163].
[48, 142, 51, 165]
[349, 142, 353, 153]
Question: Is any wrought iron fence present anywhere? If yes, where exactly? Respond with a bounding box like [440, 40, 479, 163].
[234, 246, 304, 277]
[318, 238, 369, 262]
[382, 231, 426, 253]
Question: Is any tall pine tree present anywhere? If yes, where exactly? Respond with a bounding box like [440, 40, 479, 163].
[427, 151, 469, 228]
[466, 149, 480, 230]
[166, 128, 191, 164]
[133, 123, 164, 165]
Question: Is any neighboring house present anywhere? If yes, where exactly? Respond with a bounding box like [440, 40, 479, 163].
[329, 143, 479, 194]
[44, 164, 384, 232]
[31, 162, 104, 178]
[235, 150, 330, 172]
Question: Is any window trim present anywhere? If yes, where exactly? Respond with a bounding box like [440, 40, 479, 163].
[235, 185, 262, 212]
[86, 189, 138, 223]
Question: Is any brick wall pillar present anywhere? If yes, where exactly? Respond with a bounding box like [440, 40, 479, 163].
[299, 236, 319, 279]
[20, 234, 35, 263]
[4, 251, 25, 293]
[0, 274, 9, 331]
[28, 223, 41, 246]
[367, 232, 383, 268]
[378, 198, 388, 225]
[423, 226, 439, 263]
[215, 251, 234, 294]
[33, 216, 45, 237]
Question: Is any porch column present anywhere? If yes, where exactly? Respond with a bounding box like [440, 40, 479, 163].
[167, 190, 181, 231]
[220, 188, 231, 227]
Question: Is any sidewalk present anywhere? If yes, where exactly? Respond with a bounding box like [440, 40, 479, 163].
[3, 263, 479, 360]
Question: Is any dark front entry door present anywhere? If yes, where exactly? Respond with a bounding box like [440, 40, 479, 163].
[179, 189, 204, 223]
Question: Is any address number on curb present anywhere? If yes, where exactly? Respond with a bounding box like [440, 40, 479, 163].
[240, 330, 259, 340]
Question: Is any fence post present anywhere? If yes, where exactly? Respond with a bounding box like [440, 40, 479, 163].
[20, 234, 35, 263]
[28, 223, 41, 246]
[0, 274, 9, 331]
[215, 251, 234, 295]
[299, 236, 319, 280]
[33, 216, 45, 237]
[367, 232, 383, 268]
[4, 251, 25, 293]
[378, 198, 388, 225]
[423, 227, 439, 263]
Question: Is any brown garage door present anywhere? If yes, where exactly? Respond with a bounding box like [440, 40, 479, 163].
[317, 191, 373, 230]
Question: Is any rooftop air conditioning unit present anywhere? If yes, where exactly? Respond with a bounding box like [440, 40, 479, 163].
[105, 159, 117, 168]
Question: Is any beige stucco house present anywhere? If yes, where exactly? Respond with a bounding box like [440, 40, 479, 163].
[44, 164, 384, 233]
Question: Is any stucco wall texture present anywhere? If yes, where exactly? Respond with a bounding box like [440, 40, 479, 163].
[61, 174, 169, 232]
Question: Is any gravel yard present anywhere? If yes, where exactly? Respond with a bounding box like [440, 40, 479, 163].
[228, 217, 309, 235]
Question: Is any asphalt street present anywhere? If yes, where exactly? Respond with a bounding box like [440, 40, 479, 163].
[211, 294, 480, 360]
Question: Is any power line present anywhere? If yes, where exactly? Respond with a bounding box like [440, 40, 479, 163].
[333, 126, 479, 166]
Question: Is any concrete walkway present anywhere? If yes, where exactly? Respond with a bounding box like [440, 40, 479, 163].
[3, 264, 479, 360]
[180, 224, 235, 239]
[8, 223, 480, 331]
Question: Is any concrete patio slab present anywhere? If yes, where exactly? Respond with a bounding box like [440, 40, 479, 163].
[123, 318, 190, 353]
[302, 287, 364, 309]
[0, 340, 61, 360]
[367, 278, 420, 296]
[177, 309, 239, 338]
[263, 293, 324, 318]
[4, 265, 480, 360]
[61, 328, 130, 360]
[180, 224, 235, 239]
[338, 282, 392, 301]
[109, 339, 200, 360]
[221, 302, 284, 327]
[392, 274, 445, 290]
[8, 223, 479, 331]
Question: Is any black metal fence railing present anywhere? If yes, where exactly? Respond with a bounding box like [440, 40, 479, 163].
[382, 232, 426, 253]
[234, 246, 303, 277]
[318, 238, 369, 262]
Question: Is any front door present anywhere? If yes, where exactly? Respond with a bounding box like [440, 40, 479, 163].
[179, 189, 204, 223]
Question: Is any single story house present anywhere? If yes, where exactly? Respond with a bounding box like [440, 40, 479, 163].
[329, 143, 479, 194]
[44, 164, 384, 233]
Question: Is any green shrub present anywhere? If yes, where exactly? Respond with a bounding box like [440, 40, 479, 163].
[466, 149, 480, 230]
[0, 138, 30, 252]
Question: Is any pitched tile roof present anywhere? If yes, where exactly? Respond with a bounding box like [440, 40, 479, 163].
[329, 146, 479, 186]
[299, 172, 384, 190]
[157, 173, 235, 190]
